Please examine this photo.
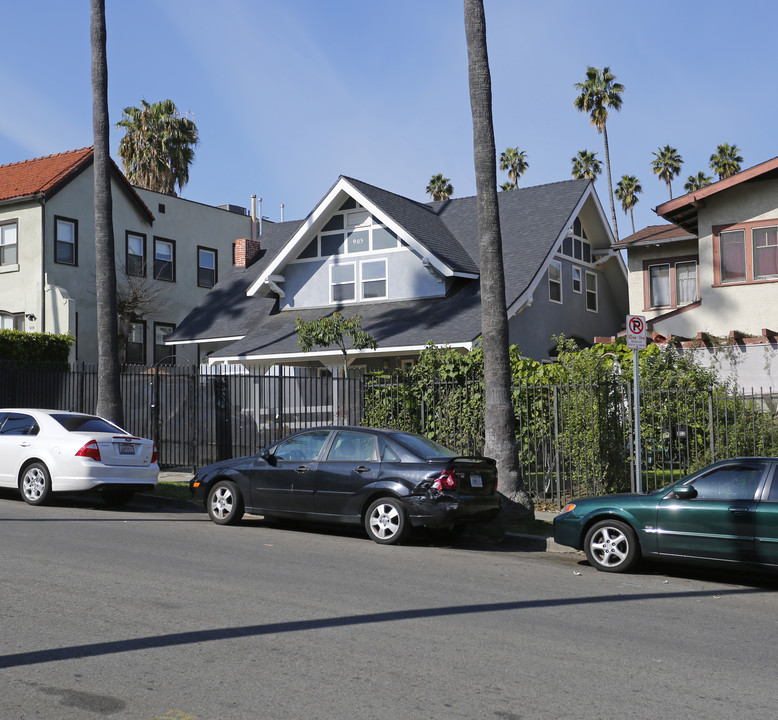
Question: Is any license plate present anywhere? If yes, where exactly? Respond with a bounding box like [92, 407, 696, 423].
[118, 443, 135, 455]
[470, 474, 483, 488]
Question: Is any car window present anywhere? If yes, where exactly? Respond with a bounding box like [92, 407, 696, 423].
[689, 464, 765, 500]
[389, 432, 456, 459]
[326, 431, 377, 462]
[274, 430, 330, 461]
[51, 414, 124, 434]
[381, 443, 400, 463]
[0, 413, 39, 436]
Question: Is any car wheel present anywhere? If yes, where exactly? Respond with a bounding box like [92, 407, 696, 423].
[103, 487, 135, 507]
[364, 497, 408, 545]
[207, 480, 244, 525]
[584, 519, 640, 573]
[20, 463, 52, 506]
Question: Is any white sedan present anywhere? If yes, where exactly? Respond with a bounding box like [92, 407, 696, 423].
[0, 409, 159, 506]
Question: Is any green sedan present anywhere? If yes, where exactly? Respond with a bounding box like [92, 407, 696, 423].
[553, 458, 778, 573]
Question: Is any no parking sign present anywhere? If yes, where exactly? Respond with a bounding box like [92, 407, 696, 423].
[626, 315, 647, 349]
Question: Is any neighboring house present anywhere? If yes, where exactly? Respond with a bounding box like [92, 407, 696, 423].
[0, 147, 253, 364]
[168, 175, 628, 371]
[615, 156, 778, 341]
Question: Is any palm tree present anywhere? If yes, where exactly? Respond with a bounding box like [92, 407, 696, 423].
[710, 143, 743, 180]
[684, 171, 713, 193]
[91, 0, 123, 425]
[425, 173, 454, 201]
[464, 0, 532, 517]
[650, 145, 683, 199]
[574, 66, 624, 240]
[571, 149, 602, 181]
[614, 175, 642, 235]
[498, 147, 529, 189]
[117, 99, 199, 196]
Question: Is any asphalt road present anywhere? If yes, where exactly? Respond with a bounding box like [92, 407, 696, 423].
[1, 490, 777, 720]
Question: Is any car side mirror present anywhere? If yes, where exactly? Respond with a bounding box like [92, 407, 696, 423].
[673, 485, 698, 500]
[259, 448, 276, 465]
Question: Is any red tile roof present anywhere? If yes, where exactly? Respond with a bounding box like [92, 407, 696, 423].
[0, 147, 94, 202]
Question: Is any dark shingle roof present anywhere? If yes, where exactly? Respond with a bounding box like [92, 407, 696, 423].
[172, 177, 594, 357]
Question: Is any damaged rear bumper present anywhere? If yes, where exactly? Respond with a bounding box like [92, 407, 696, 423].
[405, 492, 501, 527]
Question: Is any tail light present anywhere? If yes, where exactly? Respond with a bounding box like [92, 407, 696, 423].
[151, 443, 158, 464]
[76, 440, 101, 461]
[432, 469, 458, 491]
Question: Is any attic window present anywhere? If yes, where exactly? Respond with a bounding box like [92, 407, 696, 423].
[339, 197, 358, 211]
[158, 203, 166, 214]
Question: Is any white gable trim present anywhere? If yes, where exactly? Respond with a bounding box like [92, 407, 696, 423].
[208, 341, 474, 366]
[166, 334, 245, 346]
[246, 177, 471, 298]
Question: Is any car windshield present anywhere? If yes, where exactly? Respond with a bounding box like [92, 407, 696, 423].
[390, 432, 457, 460]
[51, 414, 126, 434]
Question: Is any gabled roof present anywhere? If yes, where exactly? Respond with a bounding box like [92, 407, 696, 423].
[246, 176, 480, 297]
[170, 175, 619, 362]
[613, 223, 695, 248]
[655, 156, 778, 234]
[0, 147, 153, 222]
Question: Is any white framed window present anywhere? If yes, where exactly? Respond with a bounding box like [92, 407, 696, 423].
[0, 221, 18, 267]
[572, 266, 582, 293]
[548, 261, 562, 304]
[331, 263, 356, 303]
[585, 271, 598, 312]
[361, 259, 387, 299]
[0, 311, 24, 330]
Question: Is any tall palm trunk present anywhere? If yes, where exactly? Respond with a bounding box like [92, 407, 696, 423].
[602, 125, 619, 241]
[464, 0, 532, 517]
[91, 0, 124, 425]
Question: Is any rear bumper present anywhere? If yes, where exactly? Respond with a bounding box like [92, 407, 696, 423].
[51, 460, 159, 493]
[405, 493, 501, 527]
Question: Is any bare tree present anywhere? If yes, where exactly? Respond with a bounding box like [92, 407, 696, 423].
[91, 0, 123, 424]
[464, 0, 532, 517]
[116, 266, 164, 363]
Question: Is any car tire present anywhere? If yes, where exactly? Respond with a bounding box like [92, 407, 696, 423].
[20, 462, 52, 506]
[584, 519, 640, 573]
[103, 487, 135, 507]
[207, 480, 244, 525]
[364, 497, 409, 545]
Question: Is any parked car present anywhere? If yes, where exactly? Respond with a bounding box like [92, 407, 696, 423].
[553, 457, 778, 573]
[0, 409, 158, 506]
[190, 426, 501, 544]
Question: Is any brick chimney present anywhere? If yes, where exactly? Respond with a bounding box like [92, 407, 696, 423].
[234, 238, 261, 268]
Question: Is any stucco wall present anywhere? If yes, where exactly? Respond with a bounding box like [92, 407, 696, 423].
[655, 179, 778, 338]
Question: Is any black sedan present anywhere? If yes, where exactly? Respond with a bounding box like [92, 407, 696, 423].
[190, 426, 501, 544]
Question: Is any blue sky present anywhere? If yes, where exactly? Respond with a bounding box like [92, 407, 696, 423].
[1, 1, 776, 236]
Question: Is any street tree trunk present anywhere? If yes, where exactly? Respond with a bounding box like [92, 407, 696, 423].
[91, 0, 124, 426]
[463, 0, 532, 517]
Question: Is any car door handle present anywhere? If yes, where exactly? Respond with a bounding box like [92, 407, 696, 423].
[355, 466, 371, 473]
[295, 465, 309, 473]
[728, 505, 750, 514]
[19, 441, 31, 447]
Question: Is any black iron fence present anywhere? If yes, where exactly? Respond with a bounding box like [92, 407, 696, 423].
[2, 363, 777, 506]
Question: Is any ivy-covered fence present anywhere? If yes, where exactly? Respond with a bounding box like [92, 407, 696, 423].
[363, 342, 778, 506]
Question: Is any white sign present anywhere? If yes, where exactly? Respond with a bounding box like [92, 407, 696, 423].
[626, 315, 647, 349]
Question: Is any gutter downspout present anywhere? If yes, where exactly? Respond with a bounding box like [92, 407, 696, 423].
[40, 195, 46, 332]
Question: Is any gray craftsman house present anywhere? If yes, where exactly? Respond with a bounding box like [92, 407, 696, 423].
[167, 176, 628, 372]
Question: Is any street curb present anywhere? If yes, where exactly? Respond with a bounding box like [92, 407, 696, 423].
[504, 532, 571, 553]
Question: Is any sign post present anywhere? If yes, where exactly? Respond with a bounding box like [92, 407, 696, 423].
[626, 315, 647, 493]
